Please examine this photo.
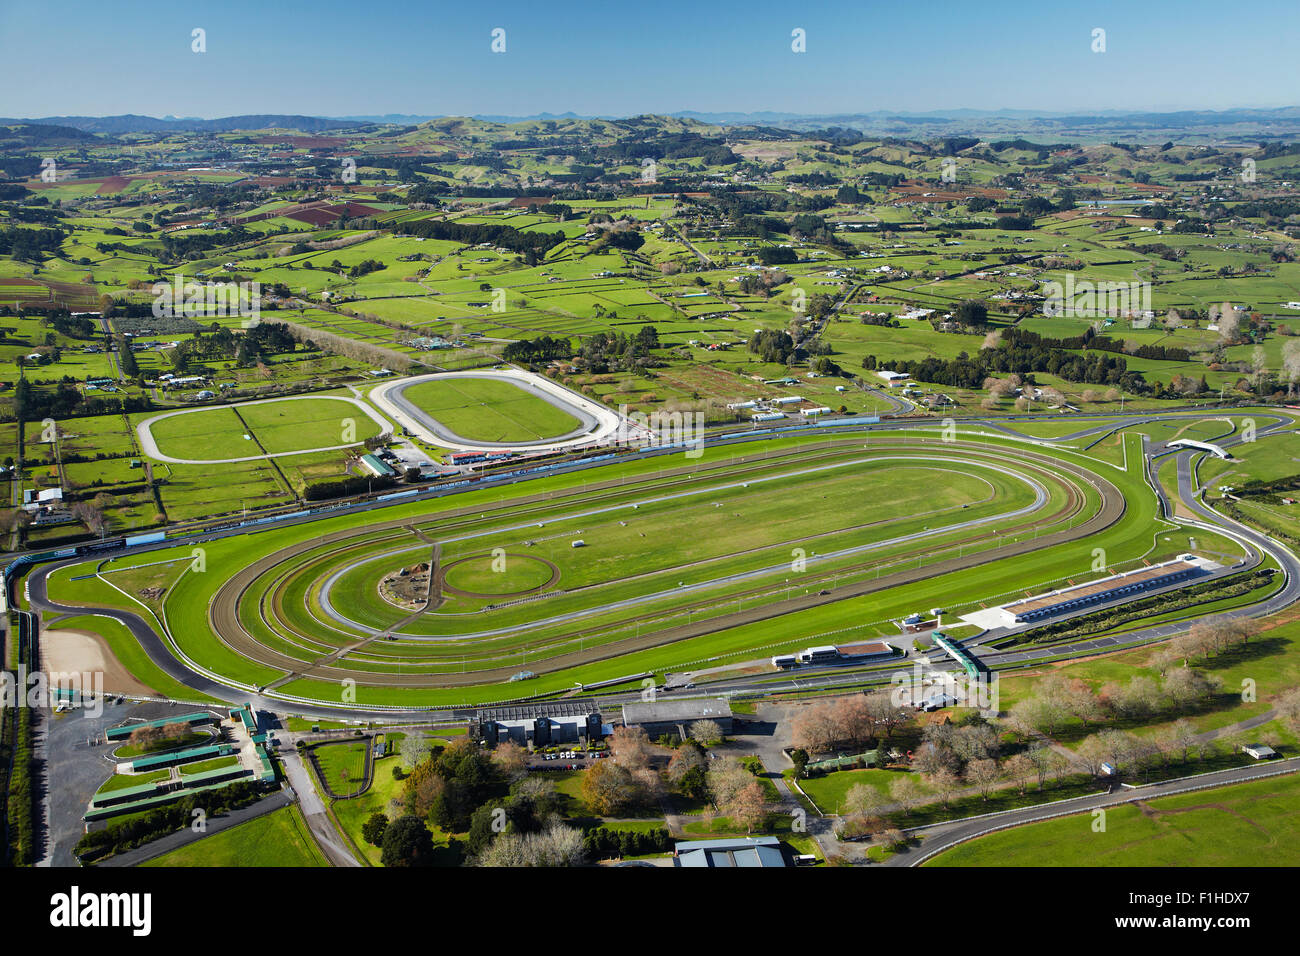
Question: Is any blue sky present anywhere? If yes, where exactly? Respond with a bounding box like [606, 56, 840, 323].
[3, 0, 1298, 119]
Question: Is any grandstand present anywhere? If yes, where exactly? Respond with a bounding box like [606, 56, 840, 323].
[985, 556, 1214, 628]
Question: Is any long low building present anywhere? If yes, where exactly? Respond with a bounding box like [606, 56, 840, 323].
[1001, 556, 1210, 626]
[621, 698, 733, 737]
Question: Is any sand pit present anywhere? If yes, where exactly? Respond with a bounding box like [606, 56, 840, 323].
[40, 629, 154, 697]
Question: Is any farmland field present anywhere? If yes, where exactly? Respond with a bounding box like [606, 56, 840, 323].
[926, 774, 1300, 867]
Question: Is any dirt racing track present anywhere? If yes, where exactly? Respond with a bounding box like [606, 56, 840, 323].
[194, 435, 1125, 691]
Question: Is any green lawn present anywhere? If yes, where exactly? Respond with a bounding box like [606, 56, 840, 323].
[926, 772, 1300, 866]
[399, 376, 583, 442]
[144, 396, 381, 461]
[141, 806, 329, 867]
[313, 740, 370, 795]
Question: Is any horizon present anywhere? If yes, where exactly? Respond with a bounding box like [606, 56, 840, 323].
[8, 104, 1300, 124]
[5, 0, 1300, 119]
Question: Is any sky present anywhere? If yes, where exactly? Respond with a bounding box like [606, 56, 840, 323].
[3, 0, 1299, 119]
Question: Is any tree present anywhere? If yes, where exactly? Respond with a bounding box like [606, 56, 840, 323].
[726, 780, 770, 833]
[1162, 667, 1222, 712]
[953, 299, 989, 328]
[689, 719, 724, 746]
[399, 733, 432, 769]
[888, 775, 924, 815]
[581, 759, 640, 816]
[951, 723, 1001, 763]
[1273, 687, 1300, 735]
[842, 782, 888, 819]
[1004, 753, 1035, 795]
[668, 741, 707, 785]
[790, 748, 809, 779]
[361, 812, 388, 846]
[380, 815, 434, 867]
[1026, 743, 1067, 789]
[491, 740, 529, 780]
[913, 741, 959, 777]
[791, 701, 839, 753]
[1075, 734, 1111, 777]
[924, 769, 962, 807]
[706, 757, 756, 810]
[608, 725, 652, 771]
[965, 758, 1001, 800]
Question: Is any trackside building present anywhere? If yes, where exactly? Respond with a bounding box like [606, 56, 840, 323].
[1000, 556, 1211, 626]
[621, 698, 733, 737]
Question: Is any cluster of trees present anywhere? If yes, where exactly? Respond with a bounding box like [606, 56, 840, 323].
[157, 227, 252, 263]
[379, 735, 594, 867]
[595, 131, 738, 166]
[43, 312, 96, 339]
[396, 219, 565, 260]
[398, 736, 504, 834]
[582, 826, 670, 860]
[747, 329, 797, 364]
[1150, 618, 1261, 671]
[169, 322, 296, 372]
[870, 326, 1151, 392]
[790, 689, 908, 755]
[303, 474, 398, 501]
[1004, 327, 1190, 363]
[347, 258, 385, 278]
[0, 225, 64, 261]
[757, 246, 798, 266]
[501, 334, 572, 366]
[910, 718, 1003, 779]
[878, 350, 1144, 392]
[1005, 665, 1226, 741]
[574, 326, 660, 374]
[7, 378, 154, 425]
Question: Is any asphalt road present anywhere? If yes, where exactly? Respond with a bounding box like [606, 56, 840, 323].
[887, 756, 1300, 867]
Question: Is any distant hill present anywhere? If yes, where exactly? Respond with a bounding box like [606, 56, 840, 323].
[0, 114, 358, 134]
[5, 107, 1300, 142]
